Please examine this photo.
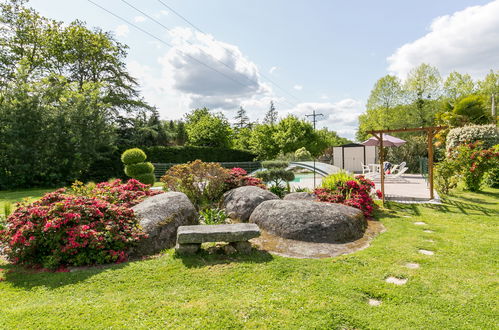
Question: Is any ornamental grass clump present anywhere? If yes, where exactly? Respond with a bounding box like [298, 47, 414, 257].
[314, 174, 378, 218]
[0, 179, 161, 270]
[121, 148, 156, 185]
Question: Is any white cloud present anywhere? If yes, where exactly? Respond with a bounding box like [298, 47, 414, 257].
[128, 27, 271, 120]
[269, 66, 278, 74]
[134, 16, 146, 23]
[387, 0, 499, 79]
[282, 99, 364, 140]
[293, 84, 303, 91]
[115, 24, 129, 37]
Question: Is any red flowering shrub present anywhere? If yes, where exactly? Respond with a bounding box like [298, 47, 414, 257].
[449, 141, 499, 192]
[224, 168, 266, 190]
[0, 179, 161, 269]
[314, 175, 377, 218]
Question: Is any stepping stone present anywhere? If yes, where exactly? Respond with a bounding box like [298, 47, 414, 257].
[423, 230, 434, 233]
[385, 277, 407, 285]
[419, 249, 434, 256]
[368, 299, 382, 306]
[405, 263, 420, 269]
[414, 221, 427, 226]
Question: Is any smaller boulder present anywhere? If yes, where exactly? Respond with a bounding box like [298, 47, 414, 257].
[283, 192, 316, 201]
[221, 186, 278, 222]
[132, 192, 198, 256]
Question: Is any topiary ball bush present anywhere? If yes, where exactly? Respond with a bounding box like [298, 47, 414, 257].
[134, 172, 156, 186]
[121, 148, 147, 165]
[125, 162, 154, 178]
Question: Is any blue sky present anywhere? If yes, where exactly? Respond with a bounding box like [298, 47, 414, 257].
[29, 0, 499, 140]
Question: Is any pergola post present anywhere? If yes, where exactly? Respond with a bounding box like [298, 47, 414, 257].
[366, 126, 446, 203]
[427, 129, 435, 200]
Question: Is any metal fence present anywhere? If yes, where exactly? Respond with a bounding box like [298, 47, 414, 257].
[419, 157, 428, 181]
[152, 161, 262, 179]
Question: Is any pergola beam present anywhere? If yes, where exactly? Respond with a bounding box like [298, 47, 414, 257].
[366, 126, 447, 204]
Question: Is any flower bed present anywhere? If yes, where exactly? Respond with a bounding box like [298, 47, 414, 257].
[0, 179, 161, 269]
[314, 175, 378, 217]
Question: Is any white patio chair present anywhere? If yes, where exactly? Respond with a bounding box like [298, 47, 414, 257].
[361, 162, 371, 175]
[385, 167, 409, 182]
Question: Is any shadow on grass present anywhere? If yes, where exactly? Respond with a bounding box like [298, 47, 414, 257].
[1, 258, 129, 290]
[175, 248, 273, 268]
[383, 202, 421, 217]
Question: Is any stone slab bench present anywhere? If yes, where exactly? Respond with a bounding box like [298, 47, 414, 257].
[176, 223, 260, 255]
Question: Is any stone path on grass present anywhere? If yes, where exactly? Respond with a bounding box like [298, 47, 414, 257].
[368, 217, 438, 307]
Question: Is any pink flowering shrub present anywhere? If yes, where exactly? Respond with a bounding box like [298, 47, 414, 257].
[224, 168, 266, 190]
[448, 141, 499, 192]
[314, 175, 378, 218]
[0, 179, 161, 269]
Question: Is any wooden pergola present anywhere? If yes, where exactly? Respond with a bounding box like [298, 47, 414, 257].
[367, 126, 446, 204]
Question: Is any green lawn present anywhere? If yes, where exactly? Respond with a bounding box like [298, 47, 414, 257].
[0, 188, 55, 216]
[0, 188, 498, 329]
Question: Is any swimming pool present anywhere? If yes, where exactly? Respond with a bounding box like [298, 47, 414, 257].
[291, 173, 321, 182]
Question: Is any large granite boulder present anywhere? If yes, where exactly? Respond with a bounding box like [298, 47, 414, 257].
[249, 200, 366, 243]
[131, 192, 198, 256]
[221, 186, 278, 222]
[283, 192, 316, 201]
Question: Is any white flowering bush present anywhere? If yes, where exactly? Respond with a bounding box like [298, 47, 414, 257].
[446, 124, 499, 153]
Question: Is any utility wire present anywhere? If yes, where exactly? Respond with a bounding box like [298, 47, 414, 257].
[120, 0, 272, 100]
[156, 0, 303, 104]
[87, 0, 264, 97]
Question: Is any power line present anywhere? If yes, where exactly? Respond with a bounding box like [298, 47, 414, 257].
[156, 0, 303, 105]
[120, 0, 273, 100]
[305, 109, 324, 130]
[87, 0, 265, 96]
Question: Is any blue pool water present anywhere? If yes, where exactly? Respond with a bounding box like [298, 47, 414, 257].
[292, 173, 318, 182]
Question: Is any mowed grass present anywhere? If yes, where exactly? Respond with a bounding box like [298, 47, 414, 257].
[0, 188, 55, 216]
[0, 188, 498, 329]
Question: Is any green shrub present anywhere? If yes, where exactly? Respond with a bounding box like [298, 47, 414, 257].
[484, 166, 499, 188]
[121, 148, 147, 165]
[161, 160, 229, 208]
[322, 171, 356, 190]
[124, 162, 154, 178]
[255, 169, 295, 186]
[451, 142, 499, 192]
[121, 148, 155, 185]
[446, 124, 499, 153]
[144, 146, 256, 163]
[261, 160, 289, 169]
[294, 147, 312, 161]
[269, 185, 286, 198]
[434, 159, 459, 195]
[134, 173, 156, 186]
[199, 208, 228, 225]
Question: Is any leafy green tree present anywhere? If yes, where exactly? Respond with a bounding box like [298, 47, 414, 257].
[404, 63, 442, 126]
[185, 108, 233, 148]
[444, 72, 475, 102]
[249, 123, 279, 159]
[233, 127, 253, 150]
[366, 75, 404, 110]
[263, 100, 278, 125]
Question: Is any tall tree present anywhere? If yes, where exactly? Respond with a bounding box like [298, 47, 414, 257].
[185, 108, 233, 148]
[263, 100, 278, 125]
[443, 72, 475, 102]
[404, 63, 442, 126]
[366, 75, 404, 110]
[234, 106, 250, 129]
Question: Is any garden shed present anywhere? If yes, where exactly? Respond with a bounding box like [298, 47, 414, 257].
[332, 143, 377, 173]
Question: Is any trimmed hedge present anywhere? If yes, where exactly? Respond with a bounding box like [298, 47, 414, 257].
[144, 146, 256, 163]
[121, 148, 147, 165]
